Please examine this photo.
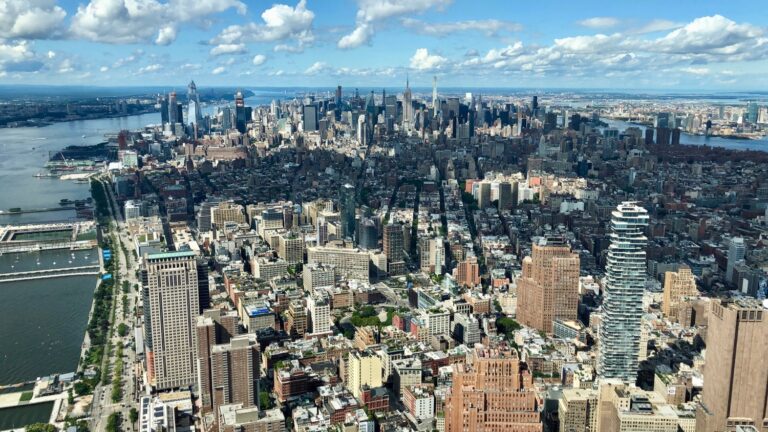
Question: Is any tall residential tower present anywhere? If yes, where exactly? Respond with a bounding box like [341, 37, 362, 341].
[597, 202, 649, 382]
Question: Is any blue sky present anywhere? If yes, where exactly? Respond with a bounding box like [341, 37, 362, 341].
[1, 0, 767, 89]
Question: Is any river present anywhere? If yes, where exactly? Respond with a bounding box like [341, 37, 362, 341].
[603, 118, 768, 151]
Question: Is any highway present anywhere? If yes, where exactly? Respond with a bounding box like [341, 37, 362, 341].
[89, 175, 142, 432]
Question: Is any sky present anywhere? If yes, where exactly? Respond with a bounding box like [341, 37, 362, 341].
[1, 0, 767, 90]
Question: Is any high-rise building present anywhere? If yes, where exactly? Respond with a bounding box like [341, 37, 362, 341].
[383, 223, 404, 263]
[347, 350, 383, 399]
[196, 309, 240, 412]
[158, 94, 169, 126]
[234, 90, 246, 133]
[339, 183, 356, 240]
[210, 334, 260, 421]
[302, 104, 318, 131]
[726, 237, 746, 285]
[357, 218, 378, 250]
[142, 251, 201, 390]
[168, 91, 179, 125]
[187, 80, 202, 127]
[696, 298, 768, 432]
[662, 266, 698, 321]
[432, 76, 438, 117]
[403, 77, 413, 128]
[498, 181, 516, 210]
[598, 202, 649, 382]
[517, 237, 580, 333]
[277, 231, 304, 264]
[445, 347, 542, 432]
[285, 299, 307, 337]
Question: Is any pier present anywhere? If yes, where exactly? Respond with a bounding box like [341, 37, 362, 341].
[0, 222, 97, 253]
[0, 265, 100, 283]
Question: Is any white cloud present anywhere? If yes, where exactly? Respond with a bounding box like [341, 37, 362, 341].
[70, 0, 245, 45]
[0, 0, 67, 39]
[210, 43, 247, 56]
[400, 18, 521, 37]
[554, 33, 624, 53]
[653, 15, 765, 60]
[304, 61, 328, 75]
[631, 19, 682, 34]
[252, 54, 267, 66]
[409, 48, 446, 70]
[338, 0, 451, 49]
[211, 0, 314, 52]
[679, 67, 710, 75]
[46, 50, 56, 59]
[211, 66, 226, 75]
[577, 17, 620, 29]
[99, 66, 109, 72]
[58, 58, 75, 73]
[137, 63, 162, 74]
[155, 25, 177, 45]
[338, 23, 373, 49]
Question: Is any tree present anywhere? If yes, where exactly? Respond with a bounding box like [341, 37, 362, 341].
[259, 391, 273, 410]
[129, 408, 139, 425]
[117, 323, 128, 337]
[25, 424, 56, 432]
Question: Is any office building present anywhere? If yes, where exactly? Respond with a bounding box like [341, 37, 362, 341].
[277, 231, 304, 264]
[234, 90, 246, 133]
[142, 251, 200, 390]
[445, 347, 542, 432]
[211, 202, 246, 229]
[285, 299, 307, 338]
[302, 104, 318, 131]
[383, 222, 405, 263]
[517, 238, 580, 333]
[662, 266, 698, 322]
[403, 77, 413, 128]
[307, 245, 369, 282]
[696, 298, 768, 432]
[598, 202, 649, 382]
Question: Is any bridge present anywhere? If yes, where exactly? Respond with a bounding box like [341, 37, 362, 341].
[0, 265, 100, 283]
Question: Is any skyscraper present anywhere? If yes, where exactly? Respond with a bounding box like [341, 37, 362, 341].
[661, 266, 698, 321]
[302, 104, 318, 131]
[196, 308, 240, 412]
[403, 76, 413, 129]
[142, 251, 201, 390]
[340, 183, 356, 240]
[517, 237, 580, 333]
[187, 80, 202, 128]
[234, 90, 246, 133]
[445, 346, 542, 432]
[432, 75, 438, 117]
[726, 236, 746, 285]
[168, 91, 178, 125]
[158, 94, 169, 126]
[696, 298, 768, 432]
[598, 202, 649, 382]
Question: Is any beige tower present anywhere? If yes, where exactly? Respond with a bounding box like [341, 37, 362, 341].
[696, 298, 768, 432]
[143, 251, 200, 390]
[662, 266, 698, 321]
[517, 238, 580, 333]
[445, 347, 542, 432]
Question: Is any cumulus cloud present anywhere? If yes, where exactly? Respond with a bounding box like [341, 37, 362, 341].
[0, 0, 67, 39]
[211, 0, 314, 53]
[212, 66, 226, 75]
[155, 25, 177, 45]
[70, 0, 246, 45]
[577, 17, 619, 29]
[99, 66, 109, 72]
[338, 0, 451, 49]
[410, 48, 446, 70]
[252, 54, 267, 66]
[210, 43, 247, 56]
[630, 19, 683, 34]
[400, 18, 521, 36]
[58, 58, 75, 73]
[304, 61, 328, 75]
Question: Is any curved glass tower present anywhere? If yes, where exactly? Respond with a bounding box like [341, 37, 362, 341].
[598, 202, 649, 382]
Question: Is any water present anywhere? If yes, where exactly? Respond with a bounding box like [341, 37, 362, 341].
[604, 119, 768, 151]
[0, 402, 54, 430]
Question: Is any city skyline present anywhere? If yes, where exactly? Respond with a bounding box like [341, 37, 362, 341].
[0, 0, 766, 89]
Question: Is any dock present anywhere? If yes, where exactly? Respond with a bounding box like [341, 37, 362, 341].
[0, 265, 100, 283]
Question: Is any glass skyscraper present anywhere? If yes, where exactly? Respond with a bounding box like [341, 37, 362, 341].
[598, 202, 649, 382]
